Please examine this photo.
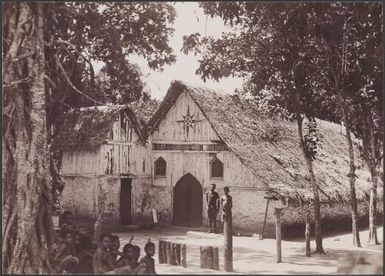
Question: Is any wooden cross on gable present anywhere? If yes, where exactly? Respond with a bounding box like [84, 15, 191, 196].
[176, 106, 204, 137]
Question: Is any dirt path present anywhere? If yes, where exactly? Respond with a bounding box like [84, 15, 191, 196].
[114, 226, 383, 274]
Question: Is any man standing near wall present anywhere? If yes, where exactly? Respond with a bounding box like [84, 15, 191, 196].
[206, 184, 220, 233]
[221, 187, 232, 225]
[221, 186, 233, 271]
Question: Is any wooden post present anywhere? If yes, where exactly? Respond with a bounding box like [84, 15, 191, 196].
[162, 240, 168, 264]
[95, 182, 106, 248]
[159, 240, 165, 264]
[158, 240, 162, 263]
[171, 242, 177, 265]
[224, 214, 233, 271]
[261, 198, 270, 239]
[166, 241, 172, 265]
[274, 208, 283, 263]
[181, 244, 187, 267]
[200, 246, 214, 269]
[305, 209, 311, 257]
[213, 247, 219, 270]
[175, 243, 181, 266]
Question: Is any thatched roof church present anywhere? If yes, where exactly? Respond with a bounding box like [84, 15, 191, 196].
[58, 80, 382, 236]
[148, 80, 376, 205]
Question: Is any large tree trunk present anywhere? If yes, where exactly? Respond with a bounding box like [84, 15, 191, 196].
[2, 3, 55, 273]
[337, 95, 361, 247]
[305, 208, 311, 257]
[367, 116, 380, 245]
[368, 166, 379, 245]
[296, 114, 325, 254]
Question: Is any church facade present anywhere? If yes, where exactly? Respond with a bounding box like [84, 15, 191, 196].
[59, 80, 379, 237]
[142, 82, 277, 233]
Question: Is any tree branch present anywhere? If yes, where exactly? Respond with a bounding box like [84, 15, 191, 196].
[11, 51, 36, 63]
[54, 54, 103, 105]
[3, 77, 31, 88]
[51, 39, 95, 88]
[2, 4, 33, 79]
[44, 74, 56, 88]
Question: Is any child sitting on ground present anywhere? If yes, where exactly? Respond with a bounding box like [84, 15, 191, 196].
[133, 244, 141, 262]
[73, 231, 81, 252]
[92, 232, 115, 274]
[54, 229, 78, 273]
[139, 240, 157, 274]
[116, 243, 146, 274]
[110, 235, 123, 267]
[74, 234, 94, 274]
[117, 243, 134, 268]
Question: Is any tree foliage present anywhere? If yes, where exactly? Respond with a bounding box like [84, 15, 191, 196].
[46, 2, 176, 109]
[301, 3, 382, 245]
[183, 1, 382, 252]
[44, 2, 176, 205]
[183, 2, 328, 253]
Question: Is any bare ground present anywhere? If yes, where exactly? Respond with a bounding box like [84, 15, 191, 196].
[113, 226, 383, 274]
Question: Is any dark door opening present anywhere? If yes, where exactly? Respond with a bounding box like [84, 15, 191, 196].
[120, 178, 132, 225]
[173, 173, 203, 227]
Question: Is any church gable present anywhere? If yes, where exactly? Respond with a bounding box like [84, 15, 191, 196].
[151, 89, 220, 142]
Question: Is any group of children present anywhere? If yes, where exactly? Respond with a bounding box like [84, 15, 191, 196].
[54, 211, 157, 274]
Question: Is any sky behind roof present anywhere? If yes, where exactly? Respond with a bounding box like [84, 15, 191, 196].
[95, 2, 244, 100]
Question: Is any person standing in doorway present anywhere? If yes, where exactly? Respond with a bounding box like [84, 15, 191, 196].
[206, 184, 220, 233]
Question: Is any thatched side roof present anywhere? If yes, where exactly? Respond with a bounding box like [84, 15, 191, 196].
[147, 80, 382, 205]
[53, 105, 144, 152]
[128, 99, 160, 128]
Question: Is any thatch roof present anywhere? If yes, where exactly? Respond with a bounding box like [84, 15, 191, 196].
[53, 105, 144, 152]
[147, 80, 382, 205]
[127, 98, 160, 128]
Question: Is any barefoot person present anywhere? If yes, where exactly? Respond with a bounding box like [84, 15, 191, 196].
[206, 184, 220, 233]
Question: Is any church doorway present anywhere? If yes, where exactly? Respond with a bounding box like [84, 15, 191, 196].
[173, 173, 203, 227]
[120, 178, 132, 225]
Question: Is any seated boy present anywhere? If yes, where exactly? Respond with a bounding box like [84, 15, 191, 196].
[110, 235, 123, 267]
[115, 243, 146, 274]
[54, 229, 77, 273]
[75, 234, 94, 273]
[139, 240, 157, 274]
[92, 232, 115, 274]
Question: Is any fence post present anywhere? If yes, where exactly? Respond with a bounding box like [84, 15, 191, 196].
[274, 208, 284, 263]
[200, 246, 214, 269]
[181, 244, 187, 267]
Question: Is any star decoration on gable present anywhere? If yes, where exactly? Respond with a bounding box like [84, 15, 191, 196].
[176, 106, 204, 137]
